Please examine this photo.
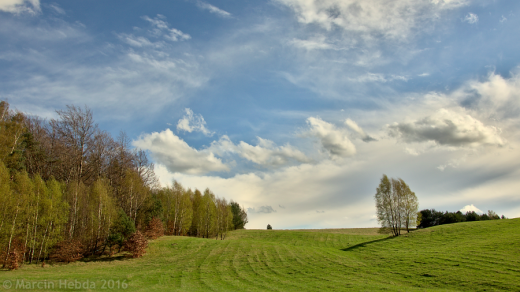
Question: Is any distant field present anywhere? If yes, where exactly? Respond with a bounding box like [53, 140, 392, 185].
[1, 219, 519, 291]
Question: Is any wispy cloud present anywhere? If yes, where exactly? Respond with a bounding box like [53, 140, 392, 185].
[275, 0, 470, 39]
[463, 12, 478, 24]
[248, 206, 277, 214]
[48, 3, 64, 15]
[195, 0, 231, 18]
[142, 15, 191, 41]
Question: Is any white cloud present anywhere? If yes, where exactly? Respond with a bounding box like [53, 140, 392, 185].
[195, 0, 231, 18]
[142, 15, 191, 41]
[236, 137, 311, 166]
[463, 12, 478, 24]
[132, 129, 229, 175]
[0, 0, 39, 14]
[177, 108, 214, 136]
[275, 0, 470, 39]
[388, 109, 504, 147]
[209, 135, 311, 167]
[345, 119, 376, 142]
[289, 38, 336, 50]
[306, 117, 356, 159]
[460, 204, 483, 214]
[118, 34, 156, 48]
[460, 72, 520, 121]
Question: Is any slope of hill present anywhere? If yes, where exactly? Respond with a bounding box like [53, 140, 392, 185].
[1, 219, 519, 291]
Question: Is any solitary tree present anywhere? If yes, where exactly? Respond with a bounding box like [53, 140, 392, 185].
[374, 174, 418, 236]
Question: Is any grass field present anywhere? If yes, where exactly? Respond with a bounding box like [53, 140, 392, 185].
[1, 219, 519, 291]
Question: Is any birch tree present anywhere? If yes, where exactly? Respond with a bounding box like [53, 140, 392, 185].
[375, 175, 418, 236]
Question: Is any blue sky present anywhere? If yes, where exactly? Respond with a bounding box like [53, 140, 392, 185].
[2, 0, 520, 228]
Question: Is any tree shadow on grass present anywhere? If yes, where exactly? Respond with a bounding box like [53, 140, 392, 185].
[341, 236, 394, 252]
[80, 255, 131, 263]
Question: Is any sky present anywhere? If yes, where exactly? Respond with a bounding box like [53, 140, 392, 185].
[2, 0, 520, 229]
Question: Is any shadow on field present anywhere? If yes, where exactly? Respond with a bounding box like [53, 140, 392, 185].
[80, 255, 130, 263]
[341, 237, 393, 252]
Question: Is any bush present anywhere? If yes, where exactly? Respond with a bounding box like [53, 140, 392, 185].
[1, 239, 25, 270]
[145, 217, 164, 240]
[124, 231, 148, 258]
[7, 248, 21, 270]
[267, 224, 272, 230]
[49, 240, 84, 263]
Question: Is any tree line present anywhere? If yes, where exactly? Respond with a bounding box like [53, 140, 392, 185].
[417, 209, 506, 228]
[0, 101, 248, 270]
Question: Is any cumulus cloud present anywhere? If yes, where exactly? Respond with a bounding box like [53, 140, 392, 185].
[460, 204, 483, 214]
[235, 137, 310, 166]
[177, 108, 214, 136]
[463, 12, 478, 24]
[345, 118, 376, 142]
[208, 135, 310, 167]
[460, 72, 520, 121]
[132, 129, 229, 175]
[0, 0, 39, 14]
[195, 0, 231, 18]
[274, 0, 469, 39]
[388, 109, 504, 147]
[142, 15, 191, 41]
[306, 117, 356, 159]
[248, 206, 277, 214]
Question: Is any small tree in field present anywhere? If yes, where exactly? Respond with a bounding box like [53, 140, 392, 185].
[267, 224, 272, 230]
[124, 231, 148, 258]
[374, 174, 418, 236]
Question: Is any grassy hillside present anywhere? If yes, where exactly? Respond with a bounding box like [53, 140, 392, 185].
[1, 219, 519, 291]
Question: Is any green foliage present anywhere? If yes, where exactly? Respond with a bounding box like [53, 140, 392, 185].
[112, 209, 136, 240]
[418, 209, 505, 228]
[375, 174, 418, 236]
[230, 201, 248, 230]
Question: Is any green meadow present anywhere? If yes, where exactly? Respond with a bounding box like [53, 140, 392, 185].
[1, 219, 519, 291]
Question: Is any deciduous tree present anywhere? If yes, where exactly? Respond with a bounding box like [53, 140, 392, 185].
[374, 174, 418, 236]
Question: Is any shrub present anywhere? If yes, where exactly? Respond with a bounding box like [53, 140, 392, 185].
[1, 239, 25, 270]
[3, 247, 21, 270]
[267, 224, 272, 230]
[49, 240, 84, 263]
[124, 231, 148, 258]
[145, 217, 164, 240]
